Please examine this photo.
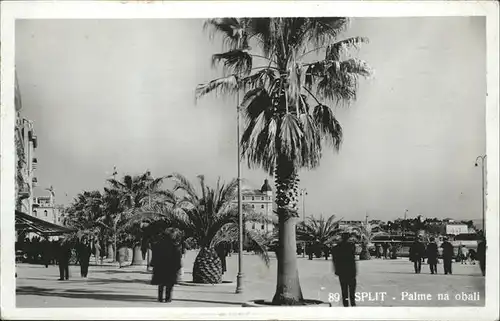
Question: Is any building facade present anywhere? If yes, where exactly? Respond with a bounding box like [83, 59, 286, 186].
[15, 73, 38, 215]
[236, 178, 275, 233]
[32, 187, 64, 225]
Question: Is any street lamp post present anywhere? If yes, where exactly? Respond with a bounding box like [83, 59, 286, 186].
[235, 92, 244, 294]
[299, 188, 308, 258]
[475, 155, 487, 232]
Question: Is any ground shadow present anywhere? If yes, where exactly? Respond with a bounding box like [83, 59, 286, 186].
[17, 285, 243, 306]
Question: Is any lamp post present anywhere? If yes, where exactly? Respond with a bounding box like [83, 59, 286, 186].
[235, 92, 244, 294]
[299, 188, 308, 257]
[475, 155, 487, 232]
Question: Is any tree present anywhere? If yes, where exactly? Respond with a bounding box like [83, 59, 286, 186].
[296, 215, 342, 259]
[135, 173, 270, 283]
[196, 18, 371, 304]
[107, 171, 167, 265]
[351, 223, 381, 260]
[64, 190, 106, 258]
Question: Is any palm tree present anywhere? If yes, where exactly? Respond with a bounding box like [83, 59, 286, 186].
[297, 215, 342, 259]
[64, 190, 106, 259]
[351, 223, 382, 260]
[107, 171, 167, 265]
[196, 18, 371, 304]
[94, 187, 124, 262]
[135, 173, 270, 284]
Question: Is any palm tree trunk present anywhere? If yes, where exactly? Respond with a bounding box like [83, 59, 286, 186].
[131, 244, 145, 265]
[272, 157, 304, 305]
[113, 233, 117, 262]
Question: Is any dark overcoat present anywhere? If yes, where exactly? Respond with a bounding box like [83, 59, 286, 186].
[332, 241, 357, 278]
[426, 242, 439, 264]
[151, 238, 182, 286]
[409, 241, 425, 262]
[440, 241, 454, 259]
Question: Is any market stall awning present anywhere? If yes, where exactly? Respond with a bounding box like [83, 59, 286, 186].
[15, 210, 74, 236]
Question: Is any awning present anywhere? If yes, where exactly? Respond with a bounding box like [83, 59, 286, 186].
[15, 210, 74, 236]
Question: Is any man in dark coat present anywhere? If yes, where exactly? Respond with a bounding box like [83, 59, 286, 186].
[151, 231, 182, 303]
[477, 236, 486, 276]
[426, 237, 439, 274]
[77, 238, 92, 278]
[440, 237, 454, 275]
[332, 232, 357, 307]
[215, 243, 227, 274]
[57, 238, 72, 280]
[409, 237, 425, 273]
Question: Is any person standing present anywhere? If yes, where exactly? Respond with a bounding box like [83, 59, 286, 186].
[215, 243, 228, 275]
[77, 238, 92, 278]
[57, 237, 72, 280]
[460, 245, 469, 264]
[41, 237, 51, 268]
[477, 236, 486, 276]
[409, 236, 425, 273]
[440, 237, 454, 275]
[426, 237, 439, 274]
[332, 232, 357, 307]
[151, 230, 182, 303]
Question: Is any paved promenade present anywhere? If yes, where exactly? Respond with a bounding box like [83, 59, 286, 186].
[16, 250, 485, 307]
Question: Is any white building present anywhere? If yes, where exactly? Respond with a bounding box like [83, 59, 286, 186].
[235, 178, 275, 233]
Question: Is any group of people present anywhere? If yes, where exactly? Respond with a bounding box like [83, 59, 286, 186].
[330, 232, 487, 308]
[374, 242, 398, 259]
[409, 236, 486, 276]
[16, 236, 94, 280]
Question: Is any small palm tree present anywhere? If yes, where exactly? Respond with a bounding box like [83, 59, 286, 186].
[351, 223, 382, 260]
[297, 215, 342, 259]
[196, 18, 371, 304]
[135, 173, 270, 284]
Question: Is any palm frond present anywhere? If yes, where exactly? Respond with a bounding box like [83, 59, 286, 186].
[212, 49, 253, 76]
[204, 18, 248, 50]
[325, 37, 369, 61]
[312, 104, 343, 150]
[195, 75, 240, 100]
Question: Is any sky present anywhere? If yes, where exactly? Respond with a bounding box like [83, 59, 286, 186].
[15, 17, 486, 222]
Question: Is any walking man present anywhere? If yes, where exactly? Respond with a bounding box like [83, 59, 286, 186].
[441, 237, 454, 275]
[426, 237, 439, 274]
[57, 237, 72, 280]
[151, 229, 182, 303]
[409, 236, 425, 273]
[332, 232, 357, 307]
[77, 238, 92, 278]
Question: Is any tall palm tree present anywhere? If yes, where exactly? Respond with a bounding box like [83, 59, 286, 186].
[135, 173, 270, 284]
[196, 18, 371, 304]
[107, 171, 167, 265]
[296, 214, 342, 259]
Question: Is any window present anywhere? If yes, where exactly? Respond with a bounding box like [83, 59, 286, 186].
[261, 197, 264, 201]
[44, 210, 48, 217]
[33, 210, 37, 217]
[261, 205, 264, 209]
[252, 204, 255, 208]
[242, 196, 245, 201]
[261, 224, 265, 230]
[252, 223, 256, 229]
[252, 197, 255, 201]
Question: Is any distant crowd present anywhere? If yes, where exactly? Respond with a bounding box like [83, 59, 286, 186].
[16, 236, 92, 279]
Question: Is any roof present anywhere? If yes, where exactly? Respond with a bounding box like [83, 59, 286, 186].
[15, 210, 73, 236]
